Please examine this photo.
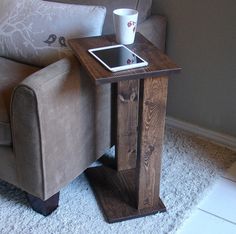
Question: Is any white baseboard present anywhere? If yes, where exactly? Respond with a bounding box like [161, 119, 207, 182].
[166, 116, 236, 151]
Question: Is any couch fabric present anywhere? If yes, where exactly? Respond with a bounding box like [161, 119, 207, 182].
[0, 146, 17, 186]
[45, 0, 153, 34]
[0, 0, 108, 199]
[0, 0, 106, 67]
[11, 56, 111, 199]
[0, 57, 39, 146]
[137, 15, 167, 52]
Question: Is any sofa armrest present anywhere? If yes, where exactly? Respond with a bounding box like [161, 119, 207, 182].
[137, 15, 167, 52]
[11, 56, 111, 200]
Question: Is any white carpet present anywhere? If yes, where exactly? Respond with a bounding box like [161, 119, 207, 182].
[0, 127, 236, 234]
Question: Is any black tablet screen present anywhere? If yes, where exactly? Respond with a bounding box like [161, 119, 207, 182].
[92, 46, 143, 68]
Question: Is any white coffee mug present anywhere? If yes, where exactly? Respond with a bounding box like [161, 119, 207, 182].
[113, 8, 138, 45]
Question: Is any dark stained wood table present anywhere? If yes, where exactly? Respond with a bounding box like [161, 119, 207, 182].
[69, 33, 181, 223]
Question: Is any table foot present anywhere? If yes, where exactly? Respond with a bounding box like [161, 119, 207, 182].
[85, 166, 166, 223]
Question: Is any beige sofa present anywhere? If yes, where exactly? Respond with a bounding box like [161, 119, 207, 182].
[0, 0, 166, 215]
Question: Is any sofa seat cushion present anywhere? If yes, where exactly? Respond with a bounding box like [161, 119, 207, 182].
[0, 57, 39, 146]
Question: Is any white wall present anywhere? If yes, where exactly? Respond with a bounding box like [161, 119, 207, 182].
[152, 0, 236, 137]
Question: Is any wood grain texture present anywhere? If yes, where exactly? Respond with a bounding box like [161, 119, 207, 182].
[71, 33, 180, 222]
[110, 83, 117, 147]
[136, 77, 168, 210]
[68, 33, 181, 85]
[85, 166, 166, 223]
[116, 79, 139, 171]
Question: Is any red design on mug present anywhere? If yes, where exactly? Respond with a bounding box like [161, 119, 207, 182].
[127, 54, 136, 64]
[127, 59, 132, 64]
[127, 21, 137, 34]
[127, 21, 136, 28]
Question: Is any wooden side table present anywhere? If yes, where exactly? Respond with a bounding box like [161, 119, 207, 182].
[69, 33, 181, 223]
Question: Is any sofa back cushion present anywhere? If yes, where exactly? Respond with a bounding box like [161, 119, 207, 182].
[0, 0, 106, 67]
[45, 0, 153, 34]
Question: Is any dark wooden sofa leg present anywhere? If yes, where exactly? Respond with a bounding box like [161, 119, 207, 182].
[26, 192, 60, 216]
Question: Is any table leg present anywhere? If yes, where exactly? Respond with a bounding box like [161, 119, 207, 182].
[136, 77, 168, 210]
[116, 80, 139, 171]
[85, 77, 168, 223]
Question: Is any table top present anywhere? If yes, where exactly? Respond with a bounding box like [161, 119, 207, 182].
[68, 33, 181, 85]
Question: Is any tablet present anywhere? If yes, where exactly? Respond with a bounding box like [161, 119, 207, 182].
[88, 45, 148, 72]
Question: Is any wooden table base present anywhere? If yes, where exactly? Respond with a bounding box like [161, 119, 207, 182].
[85, 166, 166, 223]
[69, 34, 180, 223]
